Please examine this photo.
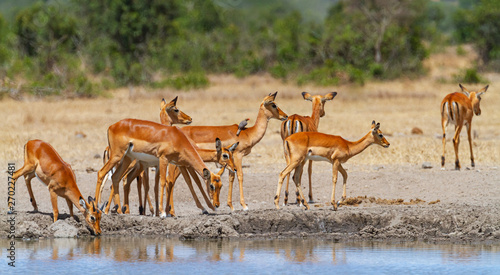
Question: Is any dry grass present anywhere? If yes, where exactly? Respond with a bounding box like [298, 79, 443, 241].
[1, 46, 499, 173]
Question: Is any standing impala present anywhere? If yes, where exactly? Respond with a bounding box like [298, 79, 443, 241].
[275, 121, 390, 211]
[12, 140, 103, 235]
[100, 96, 193, 215]
[95, 119, 224, 216]
[280, 91, 337, 206]
[441, 84, 489, 170]
[180, 92, 288, 211]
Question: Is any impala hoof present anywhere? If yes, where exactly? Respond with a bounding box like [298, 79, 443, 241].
[202, 209, 209, 215]
[160, 212, 167, 219]
[243, 206, 249, 211]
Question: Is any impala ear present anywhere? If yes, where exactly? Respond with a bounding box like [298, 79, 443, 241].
[80, 196, 88, 211]
[323, 92, 337, 101]
[477, 85, 489, 97]
[265, 92, 278, 104]
[371, 120, 376, 129]
[161, 98, 167, 110]
[372, 122, 380, 133]
[228, 142, 239, 152]
[302, 92, 313, 101]
[203, 168, 211, 180]
[166, 96, 178, 109]
[215, 138, 222, 153]
[459, 84, 470, 97]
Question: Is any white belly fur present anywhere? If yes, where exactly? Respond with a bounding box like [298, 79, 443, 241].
[126, 150, 159, 166]
[305, 154, 331, 163]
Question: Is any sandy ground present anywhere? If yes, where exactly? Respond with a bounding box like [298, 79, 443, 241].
[1, 46, 500, 242]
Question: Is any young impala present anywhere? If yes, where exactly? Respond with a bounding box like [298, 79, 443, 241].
[12, 140, 103, 235]
[95, 119, 224, 216]
[275, 121, 390, 211]
[179, 92, 288, 211]
[441, 84, 489, 170]
[280, 91, 337, 206]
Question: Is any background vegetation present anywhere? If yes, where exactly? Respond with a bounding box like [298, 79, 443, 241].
[0, 0, 498, 98]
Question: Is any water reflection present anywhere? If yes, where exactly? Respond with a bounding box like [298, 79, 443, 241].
[1, 237, 499, 272]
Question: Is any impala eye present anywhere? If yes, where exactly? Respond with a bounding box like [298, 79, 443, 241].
[222, 154, 229, 160]
[271, 103, 277, 108]
[174, 109, 179, 113]
[90, 216, 96, 222]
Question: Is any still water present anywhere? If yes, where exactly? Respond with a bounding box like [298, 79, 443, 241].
[1, 237, 500, 274]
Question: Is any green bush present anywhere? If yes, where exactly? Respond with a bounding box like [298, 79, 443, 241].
[150, 72, 209, 90]
[455, 67, 484, 84]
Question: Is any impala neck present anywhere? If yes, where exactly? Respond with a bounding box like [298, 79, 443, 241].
[160, 113, 172, 126]
[245, 105, 271, 146]
[310, 101, 322, 129]
[346, 132, 374, 159]
[196, 148, 218, 162]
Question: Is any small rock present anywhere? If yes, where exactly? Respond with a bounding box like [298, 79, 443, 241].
[93, 154, 101, 159]
[75, 131, 87, 138]
[422, 162, 433, 169]
[17, 221, 43, 239]
[411, 127, 423, 135]
[86, 167, 97, 173]
[49, 220, 79, 238]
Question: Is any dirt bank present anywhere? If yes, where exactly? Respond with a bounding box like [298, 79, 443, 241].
[2, 165, 499, 243]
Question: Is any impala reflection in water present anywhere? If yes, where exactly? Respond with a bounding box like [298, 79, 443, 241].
[2, 237, 500, 273]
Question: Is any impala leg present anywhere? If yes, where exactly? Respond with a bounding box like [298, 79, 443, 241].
[49, 187, 59, 222]
[234, 154, 248, 211]
[453, 124, 463, 170]
[162, 164, 179, 217]
[106, 156, 132, 214]
[179, 167, 208, 214]
[152, 169, 159, 216]
[275, 160, 301, 209]
[144, 169, 155, 215]
[292, 161, 309, 210]
[441, 117, 448, 169]
[136, 171, 144, 215]
[188, 167, 214, 211]
[157, 157, 169, 217]
[331, 161, 340, 211]
[227, 170, 235, 211]
[25, 173, 38, 212]
[307, 160, 314, 203]
[283, 174, 290, 206]
[96, 152, 125, 204]
[338, 164, 348, 203]
[466, 122, 475, 168]
[123, 172, 136, 215]
[66, 198, 74, 218]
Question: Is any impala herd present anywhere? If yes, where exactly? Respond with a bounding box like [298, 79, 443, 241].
[10, 84, 490, 235]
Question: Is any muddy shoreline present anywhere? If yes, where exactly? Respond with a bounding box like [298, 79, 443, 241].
[2, 203, 499, 244]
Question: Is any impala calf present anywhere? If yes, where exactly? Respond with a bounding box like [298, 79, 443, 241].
[441, 84, 489, 170]
[275, 121, 390, 211]
[12, 140, 103, 235]
[280, 91, 337, 205]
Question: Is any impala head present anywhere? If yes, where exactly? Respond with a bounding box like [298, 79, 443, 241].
[215, 137, 238, 173]
[79, 196, 103, 235]
[459, 84, 489, 116]
[202, 168, 225, 208]
[262, 92, 288, 121]
[371, 121, 390, 148]
[160, 96, 193, 125]
[302, 91, 338, 117]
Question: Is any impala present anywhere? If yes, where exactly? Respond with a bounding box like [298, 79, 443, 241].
[441, 84, 489, 170]
[100, 96, 193, 215]
[180, 92, 288, 210]
[280, 91, 337, 206]
[162, 139, 239, 217]
[12, 140, 103, 235]
[95, 118, 224, 216]
[275, 121, 390, 211]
